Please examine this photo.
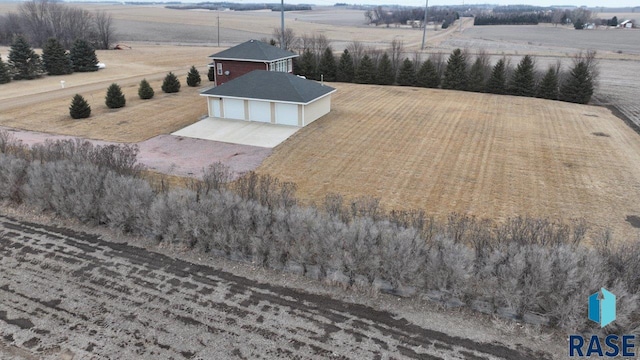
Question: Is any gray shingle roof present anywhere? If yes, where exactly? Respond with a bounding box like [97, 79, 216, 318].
[201, 70, 336, 104]
[209, 40, 298, 62]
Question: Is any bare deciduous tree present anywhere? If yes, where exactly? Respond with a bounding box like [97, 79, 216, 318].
[94, 10, 115, 50]
[0, 0, 115, 49]
[347, 40, 365, 68]
[573, 50, 599, 86]
[389, 38, 404, 77]
[272, 27, 298, 51]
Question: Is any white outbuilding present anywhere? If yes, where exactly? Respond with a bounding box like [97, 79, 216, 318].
[201, 70, 336, 127]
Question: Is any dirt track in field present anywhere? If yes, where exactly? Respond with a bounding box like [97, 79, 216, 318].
[0, 215, 552, 359]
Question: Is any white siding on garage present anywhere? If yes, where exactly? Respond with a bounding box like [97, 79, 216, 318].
[248, 100, 271, 123]
[303, 95, 331, 126]
[223, 98, 245, 120]
[209, 98, 221, 118]
[275, 103, 299, 126]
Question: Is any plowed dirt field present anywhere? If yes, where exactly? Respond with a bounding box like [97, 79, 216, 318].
[0, 215, 552, 359]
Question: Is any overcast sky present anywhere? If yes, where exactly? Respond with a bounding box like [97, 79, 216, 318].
[426, 0, 638, 6]
[342, 1, 640, 6]
[230, 0, 640, 8]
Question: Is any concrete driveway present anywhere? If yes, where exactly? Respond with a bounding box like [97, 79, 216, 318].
[172, 117, 300, 148]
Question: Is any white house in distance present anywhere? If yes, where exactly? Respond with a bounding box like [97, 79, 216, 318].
[201, 70, 336, 127]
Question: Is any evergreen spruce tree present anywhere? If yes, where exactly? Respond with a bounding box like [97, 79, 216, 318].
[536, 67, 559, 100]
[186, 65, 201, 87]
[105, 83, 126, 109]
[298, 49, 317, 80]
[69, 94, 91, 119]
[336, 49, 355, 83]
[376, 53, 394, 85]
[8, 36, 43, 80]
[559, 61, 593, 104]
[415, 59, 440, 88]
[467, 58, 486, 92]
[574, 18, 584, 30]
[354, 54, 375, 84]
[508, 55, 536, 97]
[138, 79, 154, 100]
[42, 38, 72, 76]
[396, 58, 416, 86]
[162, 72, 181, 93]
[0, 56, 11, 84]
[207, 67, 215, 82]
[70, 39, 99, 72]
[486, 59, 507, 94]
[442, 49, 468, 90]
[317, 47, 337, 82]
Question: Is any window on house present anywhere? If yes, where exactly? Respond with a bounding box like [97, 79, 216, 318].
[217, 63, 223, 75]
[288, 59, 292, 72]
[269, 62, 275, 71]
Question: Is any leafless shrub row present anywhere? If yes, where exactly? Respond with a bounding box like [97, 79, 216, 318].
[0, 136, 637, 335]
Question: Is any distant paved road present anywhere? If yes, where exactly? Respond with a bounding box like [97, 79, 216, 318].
[0, 215, 552, 359]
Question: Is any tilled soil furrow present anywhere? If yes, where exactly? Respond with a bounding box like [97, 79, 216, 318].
[0, 215, 549, 359]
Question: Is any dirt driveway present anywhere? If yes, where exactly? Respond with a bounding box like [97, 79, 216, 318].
[0, 215, 555, 359]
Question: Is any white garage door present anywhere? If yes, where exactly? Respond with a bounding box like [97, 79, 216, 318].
[275, 103, 298, 126]
[209, 98, 221, 118]
[223, 98, 245, 120]
[248, 101, 271, 123]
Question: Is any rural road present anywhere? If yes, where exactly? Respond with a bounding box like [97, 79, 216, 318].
[0, 215, 552, 359]
[0, 66, 192, 111]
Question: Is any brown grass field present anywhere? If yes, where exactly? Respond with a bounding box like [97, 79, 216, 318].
[258, 83, 640, 241]
[0, 44, 212, 142]
[0, 4, 639, 240]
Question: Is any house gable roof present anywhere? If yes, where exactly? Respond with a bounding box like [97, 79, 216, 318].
[201, 70, 336, 104]
[209, 40, 298, 62]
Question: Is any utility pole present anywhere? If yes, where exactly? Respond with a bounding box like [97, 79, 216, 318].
[217, 12, 220, 47]
[421, 0, 428, 50]
[459, 0, 464, 32]
[280, 0, 285, 49]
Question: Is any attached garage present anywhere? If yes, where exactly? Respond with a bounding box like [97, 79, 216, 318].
[201, 70, 336, 127]
[248, 100, 271, 123]
[209, 99, 221, 118]
[275, 103, 298, 126]
[223, 98, 245, 120]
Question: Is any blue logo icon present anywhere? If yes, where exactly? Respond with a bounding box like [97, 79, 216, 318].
[588, 288, 616, 328]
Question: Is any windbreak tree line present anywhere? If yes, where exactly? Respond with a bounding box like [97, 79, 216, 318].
[295, 43, 597, 105]
[1, 36, 99, 83]
[0, 132, 638, 336]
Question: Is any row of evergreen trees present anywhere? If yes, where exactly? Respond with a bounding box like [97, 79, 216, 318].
[0, 36, 99, 83]
[294, 47, 595, 104]
[70, 69, 200, 119]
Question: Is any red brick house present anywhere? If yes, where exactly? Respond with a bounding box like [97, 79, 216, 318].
[209, 40, 298, 86]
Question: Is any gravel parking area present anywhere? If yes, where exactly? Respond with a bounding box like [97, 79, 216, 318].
[0, 127, 271, 179]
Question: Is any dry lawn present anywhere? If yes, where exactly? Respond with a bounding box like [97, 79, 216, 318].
[0, 76, 207, 142]
[258, 83, 640, 241]
[0, 44, 214, 142]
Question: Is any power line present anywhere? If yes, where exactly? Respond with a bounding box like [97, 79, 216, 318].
[421, 0, 428, 50]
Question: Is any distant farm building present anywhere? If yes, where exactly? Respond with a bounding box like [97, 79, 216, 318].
[208, 40, 298, 86]
[620, 20, 634, 28]
[201, 70, 336, 127]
